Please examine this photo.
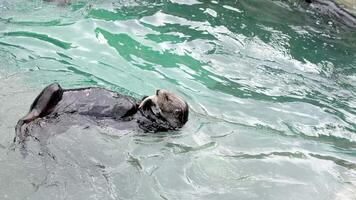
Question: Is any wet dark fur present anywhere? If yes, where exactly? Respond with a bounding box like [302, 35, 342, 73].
[15, 83, 189, 144]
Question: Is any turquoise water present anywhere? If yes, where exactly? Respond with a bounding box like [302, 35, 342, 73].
[0, 0, 356, 199]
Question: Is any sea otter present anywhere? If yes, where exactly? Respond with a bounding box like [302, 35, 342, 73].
[15, 83, 189, 143]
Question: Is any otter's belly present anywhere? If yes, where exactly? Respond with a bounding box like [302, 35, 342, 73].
[53, 88, 137, 119]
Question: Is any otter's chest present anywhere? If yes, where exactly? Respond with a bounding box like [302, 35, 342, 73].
[53, 88, 137, 119]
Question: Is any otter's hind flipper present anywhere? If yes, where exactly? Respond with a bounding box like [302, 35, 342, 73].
[28, 83, 63, 120]
[15, 83, 64, 142]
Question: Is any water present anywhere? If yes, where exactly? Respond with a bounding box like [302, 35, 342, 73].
[0, 0, 356, 199]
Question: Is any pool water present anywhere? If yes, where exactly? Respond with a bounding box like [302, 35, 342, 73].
[0, 0, 355, 199]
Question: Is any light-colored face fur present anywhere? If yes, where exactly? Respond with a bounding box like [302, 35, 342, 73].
[139, 89, 189, 128]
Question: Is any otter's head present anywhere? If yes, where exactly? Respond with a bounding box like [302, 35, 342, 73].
[139, 89, 189, 130]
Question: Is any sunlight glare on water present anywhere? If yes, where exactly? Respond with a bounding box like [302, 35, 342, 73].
[0, 0, 355, 199]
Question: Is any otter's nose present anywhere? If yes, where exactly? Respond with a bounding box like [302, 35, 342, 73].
[156, 89, 160, 95]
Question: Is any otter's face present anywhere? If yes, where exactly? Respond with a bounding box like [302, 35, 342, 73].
[139, 89, 189, 129]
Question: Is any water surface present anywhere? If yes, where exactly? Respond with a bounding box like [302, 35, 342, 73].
[0, 0, 355, 199]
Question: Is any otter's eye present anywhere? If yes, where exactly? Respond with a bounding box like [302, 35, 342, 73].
[165, 94, 169, 101]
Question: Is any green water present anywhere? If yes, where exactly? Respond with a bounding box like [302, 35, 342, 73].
[0, 0, 356, 199]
